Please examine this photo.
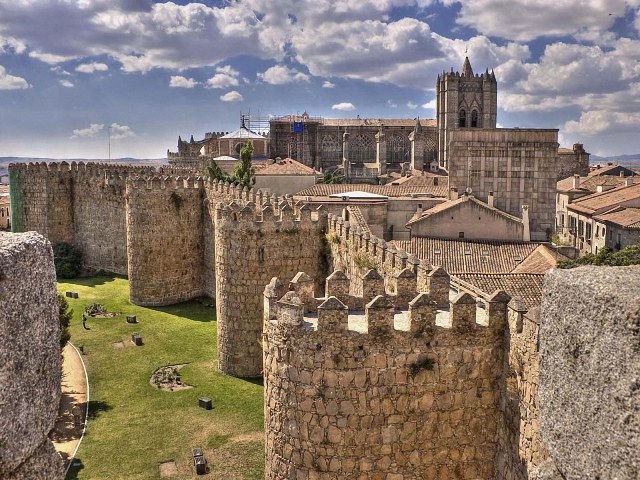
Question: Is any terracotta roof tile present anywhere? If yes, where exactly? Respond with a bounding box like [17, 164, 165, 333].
[393, 237, 543, 274]
[557, 175, 640, 193]
[406, 195, 523, 226]
[346, 206, 371, 235]
[455, 273, 544, 309]
[568, 183, 640, 215]
[593, 206, 640, 228]
[512, 245, 566, 274]
[295, 183, 448, 198]
[256, 158, 318, 176]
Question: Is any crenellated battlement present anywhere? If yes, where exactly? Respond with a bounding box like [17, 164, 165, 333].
[126, 175, 204, 190]
[263, 268, 512, 479]
[265, 269, 510, 344]
[9, 161, 153, 174]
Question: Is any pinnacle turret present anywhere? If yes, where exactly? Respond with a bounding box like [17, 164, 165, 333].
[461, 56, 473, 77]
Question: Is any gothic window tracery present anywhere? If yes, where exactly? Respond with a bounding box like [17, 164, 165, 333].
[459, 110, 466, 128]
[350, 134, 376, 164]
[471, 110, 479, 128]
[320, 135, 342, 167]
[388, 134, 410, 166]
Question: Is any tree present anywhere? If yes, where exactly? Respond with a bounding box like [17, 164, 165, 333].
[232, 142, 256, 189]
[322, 167, 346, 184]
[53, 243, 83, 278]
[205, 158, 231, 183]
[58, 294, 72, 350]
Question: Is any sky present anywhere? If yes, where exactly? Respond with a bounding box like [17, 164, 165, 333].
[1, 0, 640, 159]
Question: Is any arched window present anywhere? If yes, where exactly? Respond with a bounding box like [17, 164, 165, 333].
[321, 135, 342, 168]
[388, 134, 410, 168]
[471, 110, 479, 128]
[459, 110, 466, 128]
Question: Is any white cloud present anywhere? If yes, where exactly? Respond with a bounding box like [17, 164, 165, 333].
[28, 51, 77, 64]
[0, 65, 30, 90]
[71, 123, 104, 139]
[59, 79, 74, 88]
[206, 65, 240, 88]
[170, 75, 198, 88]
[332, 102, 355, 111]
[421, 99, 435, 109]
[0, 35, 26, 54]
[257, 65, 310, 84]
[387, 99, 398, 108]
[452, 0, 635, 42]
[109, 122, 135, 139]
[322, 80, 335, 88]
[50, 66, 71, 76]
[75, 62, 108, 73]
[407, 101, 418, 109]
[220, 90, 243, 102]
[565, 110, 640, 136]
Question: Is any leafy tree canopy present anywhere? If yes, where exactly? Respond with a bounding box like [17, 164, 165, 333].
[557, 244, 640, 269]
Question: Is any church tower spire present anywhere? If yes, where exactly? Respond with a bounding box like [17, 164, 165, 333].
[461, 56, 473, 77]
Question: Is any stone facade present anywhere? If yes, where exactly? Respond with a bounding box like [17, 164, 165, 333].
[215, 200, 328, 377]
[447, 129, 559, 241]
[556, 144, 589, 180]
[263, 268, 511, 479]
[0, 232, 63, 480]
[437, 57, 498, 170]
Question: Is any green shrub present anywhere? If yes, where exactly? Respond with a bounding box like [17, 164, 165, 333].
[557, 244, 640, 269]
[325, 232, 341, 244]
[85, 303, 107, 316]
[57, 294, 72, 350]
[353, 251, 377, 272]
[53, 243, 83, 278]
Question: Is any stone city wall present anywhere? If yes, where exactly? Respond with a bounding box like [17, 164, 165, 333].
[9, 162, 150, 275]
[0, 232, 63, 479]
[453, 277, 548, 479]
[327, 213, 450, 307]
[215, 200, 328, 378]
[263, 269, 511, 479]
[126, 176, 206, 306]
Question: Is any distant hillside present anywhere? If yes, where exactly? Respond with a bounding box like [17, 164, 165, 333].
[590, 154, 640, 168]
[0, 157, 165, 179]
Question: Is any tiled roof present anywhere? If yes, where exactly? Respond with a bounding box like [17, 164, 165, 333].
[393, 237, 542, 274]
[386, 175, 448, 187]
[568, 183, 640, 215]
[512, 244, 567, 274]
[455, 273, 544, 309]
[219, 126, 265, 140]
[406, 195, 523, 226]
[294, 183, 449, 198]
[256, 158, 318, 176]
[587, 164, 635, 177]
[557, 175, 640, 193]
[346, 206, 371, 235]
[593, 206, 640, 228]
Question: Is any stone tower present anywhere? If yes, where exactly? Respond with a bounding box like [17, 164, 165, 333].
[437, 56, 497, 169]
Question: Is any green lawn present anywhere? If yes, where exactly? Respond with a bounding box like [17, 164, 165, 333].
[58, 275, 264, 480]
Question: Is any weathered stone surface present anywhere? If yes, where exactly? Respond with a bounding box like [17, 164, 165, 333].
[539, 266, 640, 479]
[0, 232, 63, 478]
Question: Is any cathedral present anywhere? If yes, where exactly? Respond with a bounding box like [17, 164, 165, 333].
[168, 57, 589, 241]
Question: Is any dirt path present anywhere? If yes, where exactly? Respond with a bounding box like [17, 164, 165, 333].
[51, 343, 88, 471]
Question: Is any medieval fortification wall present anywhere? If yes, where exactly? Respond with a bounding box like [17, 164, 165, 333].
[324, 214, 548, 478]
[263, 268, 511, 479]
[215, 200, 328, 377]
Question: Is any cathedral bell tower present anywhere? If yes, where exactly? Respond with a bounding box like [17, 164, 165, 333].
[436, 56, 497, 170]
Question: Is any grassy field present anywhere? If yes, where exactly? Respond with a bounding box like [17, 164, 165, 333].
[57, 275, 264, 480]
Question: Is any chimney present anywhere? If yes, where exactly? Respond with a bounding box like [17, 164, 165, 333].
[450, 187, 459, 200]
[620, 171, 625, 177]
[416, 203, 423, 216]
[487, 191, 495, 208]
[522, 205, 531, 242]
[572, 174, 580, 189]
[625, 177, 633, 187]
[596, 186, 604, 193]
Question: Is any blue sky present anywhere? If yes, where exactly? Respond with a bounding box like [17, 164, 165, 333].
[1, 0, 639, 159]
